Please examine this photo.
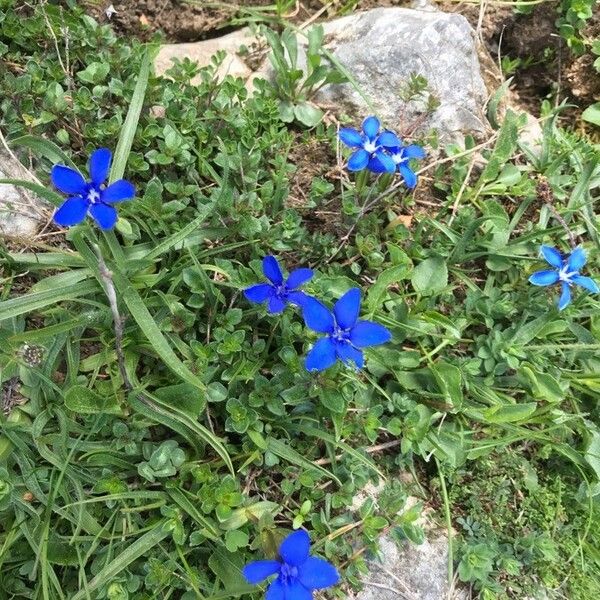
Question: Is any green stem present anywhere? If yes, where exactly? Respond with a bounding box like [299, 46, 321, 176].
[435, 458, 454, 585]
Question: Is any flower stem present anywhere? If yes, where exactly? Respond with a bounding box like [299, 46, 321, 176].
[93, 244, 132, 391]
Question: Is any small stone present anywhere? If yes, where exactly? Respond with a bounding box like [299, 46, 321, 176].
[154, 28, 257, 85]
[0, 151, 46, 239]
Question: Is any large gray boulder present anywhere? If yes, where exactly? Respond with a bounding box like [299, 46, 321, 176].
[306, 7, 489, 143]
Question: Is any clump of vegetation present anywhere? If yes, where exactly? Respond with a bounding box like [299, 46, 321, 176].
[0, 2, 599, 600]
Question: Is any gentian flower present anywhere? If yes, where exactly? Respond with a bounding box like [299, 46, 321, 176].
[243, 529, 339, 600]
[244, 256, 313, 314]
[338, 116, 397, 173]
[529, 245, 599, 310]
[302, 288, 391, 371]
[51, 148, 135, 230]
[386, 142, 426, 189]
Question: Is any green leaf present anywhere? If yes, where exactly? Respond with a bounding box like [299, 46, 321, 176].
[208, 548, 249, 592]
[0, 178, 64, 207]
[366, 262, 412, 312]
[110, 51, 151, 183]
[411, 257, 448, 295]
[64, 385, 123, 415]
[431, 362, 463, 410]
[71, 521, 170, 600]
[296, 424, 385, 479]
[129, 390, 234, 475]
[154, 383, 206, 417]
[10, 135, 77, 169]
[266, 437, 341, 486]
[166, 486, 220, 540]
[293, 102, 323, 127]
[77, 61, 110, 84]
[0, 279, 99, 321]
[483, 403, 538, 423]
[582, 103, 600, 126]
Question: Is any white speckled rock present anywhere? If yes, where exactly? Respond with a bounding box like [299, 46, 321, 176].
[154, 28, 255, 84]
[349, 479, 468, 600]
[352, 532, 468, 600]
[0, 152, 46, 239]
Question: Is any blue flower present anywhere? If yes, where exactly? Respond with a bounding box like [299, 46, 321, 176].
[338, 116, 397, 173]
[302, 288, 391, 371]
[529, 245, 599, 311]
[244, 256, 313, 314]
[51, 148, 135, 230]
[243, 529, 339, 600]
[386, 142, 426, 189]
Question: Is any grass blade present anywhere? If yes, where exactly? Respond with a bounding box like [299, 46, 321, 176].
[71, 521, 170, 600]
[267, 437, 341, 486]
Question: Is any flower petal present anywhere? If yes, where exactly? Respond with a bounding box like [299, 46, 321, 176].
[102, 179, 136, 203]
[244, 283, 273, 304]
[528, 270, 559, 286]
[403, 144, 426, 159]
[558, 282, 571, 311]
[333, 288, 361, 330]
[286, 268, 313, 290]
[398, 163, 417, 189]
[89, 203, 118, 230]
[53, 197, 89, 227]
[285, 581, 312, 600]
[347, 149, 370, 171]
[362, 116, 380, 140]
[288, 291, 310, 308]
[302, 297, 335, 333]
[349, 321, 392, 348]
[265, 579, 285, 600]
[572, 275, 600, 294]
[305, 338, 337, 372]
[338, 127, 363, 148]
[89, 148, 112, 186]
[540, 245, 563, 269]
[335, 341, 364, 369]
[51, 165, 87, 194]
[268, 295, 287, 314]
[279, 530, 311, 567]
[369, 151, 395, 174]
[297, 557, 340, 590]
[263, 256, 284, 285]
[567, 247, 586, 272]
[243, 560, 281, 584]
[377, 131, 401, 148]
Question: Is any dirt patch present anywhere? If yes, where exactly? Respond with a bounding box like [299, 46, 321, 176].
[86, 0, 334, 42]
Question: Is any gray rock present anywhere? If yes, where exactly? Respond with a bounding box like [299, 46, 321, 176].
[251, 7, 489, 144]
[313, 7, 489, 143]
[0, 151, 46, 239]
[154, 28, 256, 84]
[352, 532, 467, 600]
[349, 482, 467, 600]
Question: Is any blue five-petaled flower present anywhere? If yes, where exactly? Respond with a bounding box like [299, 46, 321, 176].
[51, 148, 136, 230]
[529, 245, 599, 311]
[385, 142, 426, 189]
[338, 116, 398, 174]
[243, 530, 339, 600]
[302, 288, 391, 371]
[244, 256, 313, 314]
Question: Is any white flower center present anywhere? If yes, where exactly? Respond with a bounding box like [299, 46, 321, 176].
[363, 141, 378, 153]
[558, 265, 577, 283]
[87, 188, 100, 204]
[392, 151, 405, 165]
